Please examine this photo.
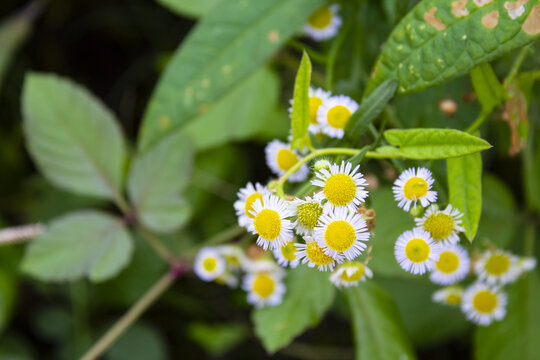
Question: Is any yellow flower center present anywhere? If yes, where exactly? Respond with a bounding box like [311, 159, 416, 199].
[307, 5, 332, 29]
[446, 293, 462, 306]
[403, 176, 428, 200]
[326, 105, 352, 129]
[339, 265, 364, 282]
[324, 220, 356, 252]
[244, 192, 263, 219]
[473, 290, 498, 314]
[253, 274, 275, 298]
[280, 241, 297, 261]
[297, 201, 323, 229]
[324, 174, 356, 206]
[405, 238, 430, 263]
[485, 254, 510, 276]
[276, 148, 299, 171]
[306, 241, 334, 266]
[202, 257, 217, 272]
[436, 251, 460, 274]
[254, 209, 281, 240]
[423, 213, 454, 241]
[309, 97, 323, 124]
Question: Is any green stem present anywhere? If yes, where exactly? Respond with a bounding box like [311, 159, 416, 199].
[524, 222, 535, 257]
[286, 39, 327, 64]
[135, 224, 176, 264]
[465, 111, 489, 133]
[503, 45, 530, 89]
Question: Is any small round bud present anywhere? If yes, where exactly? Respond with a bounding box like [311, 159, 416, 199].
[314, 159, 331, 171]
[409, 205, 425, 218]
[267, 180, 278, 190]
[439, 98, 458, 116]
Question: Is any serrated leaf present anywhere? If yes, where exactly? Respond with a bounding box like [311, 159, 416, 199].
[21, 211, 133, 282]
[366, 0, 540, 94]
[345, 282, 417, 360]
[470, 62, 506, 113]
[22, 73, 127, 201]
[156, 0, 220, 18]
[138, 0, 324, 150]
[346, 79, 397, 138]
[447, 152, 482, 241]
[474, 273, 540, 360]
[290, 52, 312, 150]
[252, 266, 335, 353]
[128, 131, 193, 233]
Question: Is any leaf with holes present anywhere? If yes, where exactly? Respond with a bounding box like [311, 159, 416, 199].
[366, 0, 540, 94]
[290, 52, 312, 150]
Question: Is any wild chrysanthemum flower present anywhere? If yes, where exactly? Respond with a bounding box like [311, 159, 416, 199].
[249, 193, 295, 251]
[265, 140, 309, 182]
[415, 205, 465, 245]
[304, 4, 342, 41]
[461, 282, 507, 326]
[516, 256, 537, 276]
[429, 244, 470, 285]
[289, 87, 331, 134]
[312, 161, 368, 212]
[243, 267, 285, 308]
[475, 249, 520, 285]
[273, 240, 300, 268]
[313, 207, 370, 260]
[194, 247, 226, 282]
[234, 182, 269, 228]
[217, 245, 246, 271]
[393, 167, 437, 212]
[432, 286, 464, 307]
[290, 196, 324, 236]
[330, 262, 373, 288]
[395, 228, 441, 275]
[295, 237, 344, 271]
[317, 95, 358, 139]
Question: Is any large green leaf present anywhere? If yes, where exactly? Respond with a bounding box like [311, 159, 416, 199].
[21, 211, 133, 282]
[290, 52, 312, 150]
[181, 68, 279, 150]
[128, 131, 193, 233]
[447, 152, 482, 241]
[475, 273, 540, 360]
[22, 73, 127, 201]
[252, 266, 335, 353]
[156, 0, 220, 18]
[138, 0, 325, 150]
[366, 0, 540, 94]
[345, 282, 417, 360]
[375, 128, 491, 159]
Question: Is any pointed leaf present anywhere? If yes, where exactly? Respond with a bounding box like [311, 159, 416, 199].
[470, 62, 506, 113]
[290, 51, 312, 150]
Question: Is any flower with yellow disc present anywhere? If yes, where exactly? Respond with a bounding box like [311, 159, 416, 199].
[295, 236, 344, 271]
[429, 244, 470, 285]
[265, 140, 309, 182]
[393, 167, 437, 211]
[474, 249, 520, 285]
[242, 260, 285, 308]
[194, 247, 226, 282]
[304, 4, 342, 41]
[432, 286, 464, 307]
[415, 204, 464, 245]
[234, 182, 269, 228]
[330, 262, 373, 288]
[394, 228, 441, 275]
[318, 95, 359, 139]
[461, 282, 507, 326]
[273, 240, 300, 268]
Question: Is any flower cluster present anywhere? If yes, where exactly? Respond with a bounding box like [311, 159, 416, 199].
[392, 167, 537, 326]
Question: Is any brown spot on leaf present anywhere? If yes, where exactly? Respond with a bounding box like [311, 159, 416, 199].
[523, 5, 540, 35]
[482, 10, 499, 28]
[473, 0, 493, 7]
[505, 0, 528, 19]
[267, 30, 279, 43]
[424, 7, 446, 31]
[452, 0, 470, 17]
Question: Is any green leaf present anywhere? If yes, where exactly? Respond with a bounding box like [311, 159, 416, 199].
[366, 0, 540, 94]
[181, 68, 279, 150]
[21, 211, 133, 282]
[377, 128, 491, 159]
[138, 0, 325, 150]
[128, 131, 193, 233]
[156, 0, 220, 18]
[525, 123, 540, 213]
[22, 73, 127, 201]
[470, 62, 506, 114]
[347, 147, 371, 166]
[345, 282, 417, 360]
[346, 79, 397, 138]
[475, 273, 540, 360]
[0, 270, 16, 334]
[252, 265, 335, 353]
[290, 51, 312, 150]
[107, 323, 168, 360]
[447, 152, 482, 241]
[187, 322, 248, 355]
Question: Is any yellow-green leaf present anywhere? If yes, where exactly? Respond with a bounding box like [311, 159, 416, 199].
[290, 51, 312, 150]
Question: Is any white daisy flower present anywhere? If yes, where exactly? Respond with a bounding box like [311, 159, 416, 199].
[194, 247, 226, 282]
[242, 258, 282, 274]
[273, 240, 300, 268]
[233, 182, 269, 228]
[295, 236, 344, 271]
[265, 140, 309, 182]
[243, 270, 286, 308]
[304, 4, 342, 41]
[475, 249, 521, 285]
[317, 95, 359, 139]
[393, 167, 438, 212]
[248, 193, 295, 251]
[516, 256, 537, 276]
[312, 161, 368, 212]
[330, 262, 373, 288]
[313, 207, 370, 261]
[429, 244, 470, 285]
[290, 196, 324, 236]
[415, 204, 465, 245]
[216, 245, 246, 271]
[289, 87, 331, 134]
[394, 228, 441, 275]
[433, 286, 464, 307]
[461, 282, 507, 326]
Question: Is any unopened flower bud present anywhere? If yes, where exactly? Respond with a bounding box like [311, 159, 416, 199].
[409, 205, 424, 218]
[314, 159, 331, 171]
